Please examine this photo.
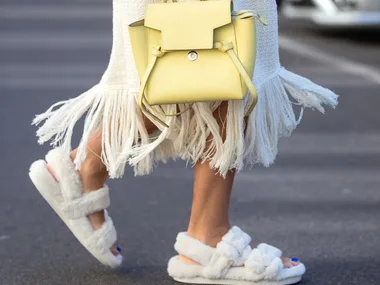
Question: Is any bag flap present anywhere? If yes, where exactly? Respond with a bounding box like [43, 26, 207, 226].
[145, 0, 232, 50]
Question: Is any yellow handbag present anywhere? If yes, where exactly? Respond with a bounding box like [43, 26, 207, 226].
[128, 0, 267, 127]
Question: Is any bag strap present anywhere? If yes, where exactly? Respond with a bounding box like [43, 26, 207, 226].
[214, 41, 258, 116]
[137, 42, 258, 128]
[137, 46, 170, 128]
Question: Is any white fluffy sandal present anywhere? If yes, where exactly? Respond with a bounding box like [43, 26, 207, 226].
[29, 147, 123, 268]
[168, 226, 305, 285]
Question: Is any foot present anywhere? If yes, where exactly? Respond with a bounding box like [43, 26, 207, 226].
[179, 227, 300, 269]
[46, 150, 120, 257]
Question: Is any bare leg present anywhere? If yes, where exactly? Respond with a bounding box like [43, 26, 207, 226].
[46, 115, 158, 256]
[179, 102, 299, 268]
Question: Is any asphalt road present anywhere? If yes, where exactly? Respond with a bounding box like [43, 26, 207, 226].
[1, 1, 380, 285]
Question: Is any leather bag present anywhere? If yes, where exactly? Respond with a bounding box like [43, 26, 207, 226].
[128, 0, 266, 127]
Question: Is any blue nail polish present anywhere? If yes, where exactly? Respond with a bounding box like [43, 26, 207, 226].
[291, 258, 299, 262]
[116, 245, 121, 253]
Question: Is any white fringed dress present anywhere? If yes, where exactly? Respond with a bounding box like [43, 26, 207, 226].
[33, 0, 338, 178]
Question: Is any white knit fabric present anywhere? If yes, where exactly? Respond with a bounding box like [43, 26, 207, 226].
[33, 0, 338, 178]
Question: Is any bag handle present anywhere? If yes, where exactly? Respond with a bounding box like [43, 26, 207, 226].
[137, 42, 258, 128]
[159, 2, 268, 25]
[161, 0, 234, 12]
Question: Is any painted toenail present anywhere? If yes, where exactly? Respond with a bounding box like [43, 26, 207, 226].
[291, 258, 299, 262]
[116, 245, 121, 253]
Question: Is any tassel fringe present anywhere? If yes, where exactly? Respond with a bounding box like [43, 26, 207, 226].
[33, 68, 338, 178]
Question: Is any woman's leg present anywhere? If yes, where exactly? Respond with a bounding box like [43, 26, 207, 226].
[179, 102, 299, 268]
[46, 115, 158, 256]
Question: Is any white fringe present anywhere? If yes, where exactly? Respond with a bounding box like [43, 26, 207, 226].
[33, 67, 338, 178]
[33, 84, 166, 178]
[279, 67, 339, 113]
[172, 100, 245, 177]
[243, 67, 338, 168]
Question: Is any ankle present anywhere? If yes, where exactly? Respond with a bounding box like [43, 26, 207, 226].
[70, 149, 106, 172]
[70, 149, 108, 192]
[178, 224, 230, 265]
[79, 159, 107, 180]
[187, 223, 231, 248]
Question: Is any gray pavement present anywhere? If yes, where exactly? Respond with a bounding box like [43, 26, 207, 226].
[1, 2, 380, 285]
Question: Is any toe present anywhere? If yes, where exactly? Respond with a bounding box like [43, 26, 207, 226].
[290, 257, 300, 264]
[282, 257, 300, 268]
[290, 257, 300, 266]
[110, 243, 121, 256]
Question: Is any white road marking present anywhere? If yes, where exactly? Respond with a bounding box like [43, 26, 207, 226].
[2, 64, 105, 76]
[1, 78, 98, 89]
[1, 75, 371, 90]
[279, 35, 380, 85]
[0, 32, 110, 50]
[1, 8, 378, 89]
[0, 5, 110, 20]
[0, 235, 9, 241]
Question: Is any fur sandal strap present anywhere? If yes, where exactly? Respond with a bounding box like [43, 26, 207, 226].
[244, 244, 283, 280]
[45, 148, 111, 219]
[45, 147, 84, 200]
[168, 226, 306, 285]
[59, 186, 110, 219]
[174, 226, 252, 268]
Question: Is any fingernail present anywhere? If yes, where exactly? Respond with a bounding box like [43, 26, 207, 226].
[291, 257, 299, 262]
[116, 245, 121, 253]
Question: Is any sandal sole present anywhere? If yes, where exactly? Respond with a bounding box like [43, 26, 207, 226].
[173, 276, 302, 285]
